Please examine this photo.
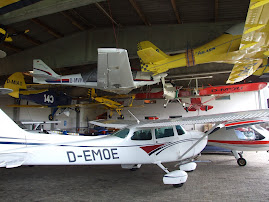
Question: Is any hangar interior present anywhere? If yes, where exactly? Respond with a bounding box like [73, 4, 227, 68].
[0, 0, 268, 133]
[1, 0, 269, 199]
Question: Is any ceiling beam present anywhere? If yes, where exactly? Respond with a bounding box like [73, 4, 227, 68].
[61, 11, 86, 31]
[7, 27, 42, 46]
[171, 0, 182, 24]
[69, 9, 96, 29]
[129, 0, 151, 26]
[0, 0, 106, 25]
[94, 3, 120, 27]
[31, 18, 64, 39]
[2, 43, 23, 52]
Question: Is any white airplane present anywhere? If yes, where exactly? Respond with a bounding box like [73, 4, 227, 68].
[207, 121, 269, 166]
[1, 107, 268, 188]
[32, 48, 167, 94]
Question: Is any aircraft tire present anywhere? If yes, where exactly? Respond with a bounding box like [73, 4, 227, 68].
[173, 183, 184, 188]
[237, 158, 247, 166]
[48, 114, 54, 121]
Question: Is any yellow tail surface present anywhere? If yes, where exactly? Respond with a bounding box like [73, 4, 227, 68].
[4, 72, 27, 98]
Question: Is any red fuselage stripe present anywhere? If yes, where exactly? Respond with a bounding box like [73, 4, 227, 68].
[208, 140, 269, 145]
[225, 120, 264, 127]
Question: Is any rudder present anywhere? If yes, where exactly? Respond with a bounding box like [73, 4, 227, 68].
[33, 59, 60, 83]
[4, 72, 27, 98]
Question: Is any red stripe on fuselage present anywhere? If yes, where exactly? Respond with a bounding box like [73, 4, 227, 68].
[225, 120, 264, 127]
[208, 140, 269, 145]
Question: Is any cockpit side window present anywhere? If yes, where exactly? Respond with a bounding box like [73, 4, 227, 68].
[111, 128, 129, 139]
[131, 129, 152, 140]
[155, 127, 174, 139]
[234, 127, 265, 140]
[176, 125, 185, 135]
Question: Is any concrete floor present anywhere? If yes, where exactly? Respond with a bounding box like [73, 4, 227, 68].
[0, 151, 269, 202]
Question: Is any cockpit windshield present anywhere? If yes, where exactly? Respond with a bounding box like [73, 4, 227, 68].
[111, 128, 130, 139]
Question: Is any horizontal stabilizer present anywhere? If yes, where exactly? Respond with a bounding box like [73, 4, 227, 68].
[32, 73, 59, 81]
[227, 59, 263, 84]
[0, 152, 28, 168]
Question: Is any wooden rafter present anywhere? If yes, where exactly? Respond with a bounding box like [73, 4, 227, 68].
[31, 18, 64, 38]
[129, 0, 151, 26]
[61, 11, 85, 31]
[94, 3, 120, 27]
[2, 42, 23, 52]
[7, 27, 42, 46]
[171, 0, 182, 24]
[69, 9, 96, 29]
[215, 0, 218, 22]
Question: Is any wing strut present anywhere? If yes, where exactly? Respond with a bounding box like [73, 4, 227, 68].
[178, 122, 225, 161]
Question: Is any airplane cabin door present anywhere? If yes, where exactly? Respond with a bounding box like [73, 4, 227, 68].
[153, 126, 183, 162]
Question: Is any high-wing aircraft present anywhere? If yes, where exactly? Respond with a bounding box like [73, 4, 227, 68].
[1, 107, 269, 187]
[33, 48, 167, 94]
[4, 72, 80, 120]
[207, 120, 269, 166]
[160, 77, 267, 111]
[88, 88, 137, 119]
[137, 0, 269, 84]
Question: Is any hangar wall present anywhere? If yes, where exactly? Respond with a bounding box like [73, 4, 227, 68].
[0, 85, 268, 133]
[0, 21, 239, 75]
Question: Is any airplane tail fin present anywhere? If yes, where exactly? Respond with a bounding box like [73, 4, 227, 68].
[4, 72, 27, 98]
[137, 41, 169, 73]
[0, 109, 28, 168]
[33, 59, 60, 83]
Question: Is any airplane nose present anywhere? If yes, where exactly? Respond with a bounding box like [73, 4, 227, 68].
[192, 132, 208, 154]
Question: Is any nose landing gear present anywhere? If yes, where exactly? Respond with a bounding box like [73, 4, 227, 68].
[232, 150, 247, 166]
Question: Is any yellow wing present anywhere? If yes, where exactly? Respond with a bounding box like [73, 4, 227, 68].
[227, 0, 269, 83]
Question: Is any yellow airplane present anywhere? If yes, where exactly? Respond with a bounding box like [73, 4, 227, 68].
[88, 89, 136, 119]
[137, 0, 269, 84]
[0, 25, 29, 57]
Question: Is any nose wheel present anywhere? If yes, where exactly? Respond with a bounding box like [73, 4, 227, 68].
[232, 150, 247, 166]
[237, 158, 247, 166]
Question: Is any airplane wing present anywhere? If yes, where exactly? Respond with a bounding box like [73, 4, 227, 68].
[226, 0, 269, 83]
[0, 152, 28, 168]
[90, 109, 269, 128]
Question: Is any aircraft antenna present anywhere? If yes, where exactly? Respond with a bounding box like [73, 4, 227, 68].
[128, 110, 140, 124]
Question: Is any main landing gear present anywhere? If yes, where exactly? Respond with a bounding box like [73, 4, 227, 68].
[232, 150, 247, 166]
[156, 162, 197, 188]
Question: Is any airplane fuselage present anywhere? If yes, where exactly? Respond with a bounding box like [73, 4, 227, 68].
[34, 72, 165, 94]
[208, 125, 269, 151]
[0, 120, 207, 167]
